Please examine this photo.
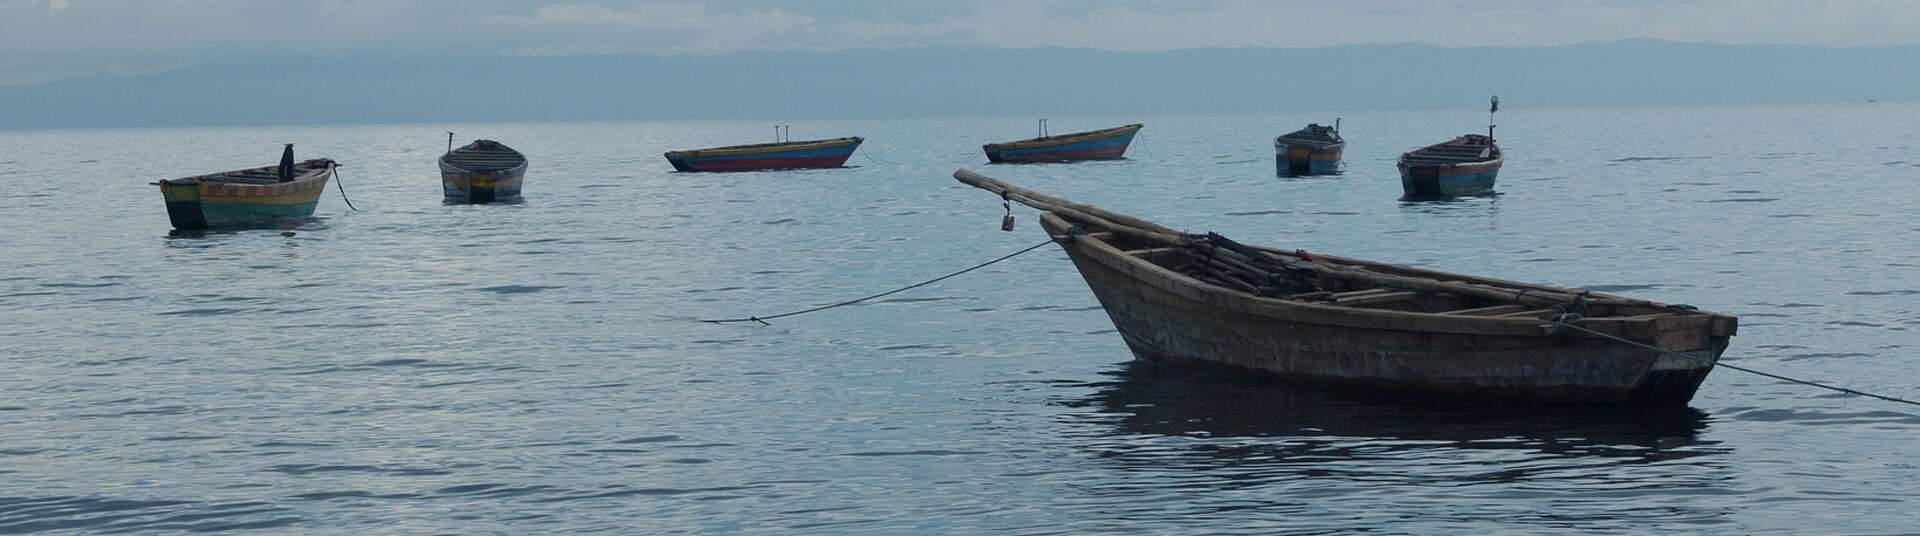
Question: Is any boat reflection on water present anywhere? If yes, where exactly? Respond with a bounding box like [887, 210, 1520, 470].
[1064, 361, 1725, 468]
[1051, 362, 1738, 531]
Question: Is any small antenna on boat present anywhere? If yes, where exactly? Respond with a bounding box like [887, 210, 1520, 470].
[446, 132, 454, 154]
[1037, 118, 1048, 138]
[1334, 117, 1341, 134]
[1487, 96, 1498, 140]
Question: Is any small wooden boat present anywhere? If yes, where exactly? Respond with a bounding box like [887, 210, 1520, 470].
[440, 138, 527, 203]
[1274, 121, 1344, 176]
[983, 123, 1142, 163]
[154, 144, 335, 229]
[955, 168, 1737, 405]
[1398, 134, 1502, 197]
[665, 137, 862, 172]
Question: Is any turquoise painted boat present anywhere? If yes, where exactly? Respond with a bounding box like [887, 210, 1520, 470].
[441, 139, 527, 203]
[154, 145, 335, 229]
[665, 137, 862, 172]
[1274, 122, 1344, 176]
[1398, 134, 1503, 197]
[984, 123, 1142, 163]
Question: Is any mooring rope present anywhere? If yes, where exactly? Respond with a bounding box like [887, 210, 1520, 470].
[858, 147, 902, 167]
[1551, 316, 1920, 408]
[331, 163, 358, 211]
[701, 238, 1055, 325]
[706, 237, 1915, 407]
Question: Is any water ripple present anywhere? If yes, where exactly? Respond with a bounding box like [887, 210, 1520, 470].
[6, 110, 1920, 533]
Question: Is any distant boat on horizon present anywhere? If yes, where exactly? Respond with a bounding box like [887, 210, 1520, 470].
[665, 135, 863, 172]
[983, 122, 1142, 164]
[153, 144, 335, 230]
[1274, 121, 1344, 176]
[440, 137, 527, 203]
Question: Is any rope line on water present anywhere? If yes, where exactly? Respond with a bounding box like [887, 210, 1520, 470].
[859, 147, 902, 167]
[1552, 316, 1920, 408]
[704, 239, 1916, 407]
[701, 238, 1055, 325]
[332, 163, 358, 211]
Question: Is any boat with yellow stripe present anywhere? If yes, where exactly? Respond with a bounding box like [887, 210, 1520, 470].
[1274, 121, 1344, 176]
[984, 122, 1142, 163]
[665, 136, 863, 172]
[440, 138, 527, 203]
[154, 144, 335, 229]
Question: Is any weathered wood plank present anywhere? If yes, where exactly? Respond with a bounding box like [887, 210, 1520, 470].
[1333, 291, 1419, 306]
[1439, 304, 1529, 316]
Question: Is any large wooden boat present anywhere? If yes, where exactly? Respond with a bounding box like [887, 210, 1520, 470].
[665, 137, 862, 172]
[1274, 122, 1344, 176]
[1398, 134, 1502, 197]
[154, 145, 335, 229]
[955, 168, 1736, 405]
[440, 139, 527, 203]
[983, 123, 1142, 163]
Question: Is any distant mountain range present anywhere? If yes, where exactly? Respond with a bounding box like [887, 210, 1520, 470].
[1, 40, 1912, 129]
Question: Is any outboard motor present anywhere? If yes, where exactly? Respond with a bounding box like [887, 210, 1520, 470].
[276, 143, 295, 182]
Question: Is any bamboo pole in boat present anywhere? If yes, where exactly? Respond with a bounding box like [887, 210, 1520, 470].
[954, 168, 1186, 245]
[954, 168, 1661, 311]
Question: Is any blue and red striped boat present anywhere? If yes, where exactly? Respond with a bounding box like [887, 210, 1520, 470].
[983, 123, 1142, 163]
[665, 137, 863, 172]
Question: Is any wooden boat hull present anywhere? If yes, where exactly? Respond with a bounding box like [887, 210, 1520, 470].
[1276, 143, 1343, 176]
[440, 166, 525, 203]
[666, 138, 861, 172]
[1399, 159, 1501, 197]
[1399, 134, 1502, 197]
[158, 166, 331, 229]
[1037, 211, 1726, 405]
[984, 124, 1141, 163]
[440, 140, 528, 203]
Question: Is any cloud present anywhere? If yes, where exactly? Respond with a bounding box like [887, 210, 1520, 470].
[486, 3, 818, 54]
[2, 0, 1919, 85]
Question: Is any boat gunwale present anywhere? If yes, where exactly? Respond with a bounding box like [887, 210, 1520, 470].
[154, 159, 336, 187]
[1398, 134, 1502, 168]
[1036, 211, 1730, 339]
[1275, 125, 1344, 148]
[984, 124, 1144, 151]
[440, 153, 529, 175]
[440, 140, 528, 174]
[665, 137, 864, 158]
[1276, 139, 1347, 152]
[440, 159, 529, 175]
[1397, 155, 1504, 171]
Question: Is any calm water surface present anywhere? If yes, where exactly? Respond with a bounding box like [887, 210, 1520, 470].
[2, 104, 1918, 534]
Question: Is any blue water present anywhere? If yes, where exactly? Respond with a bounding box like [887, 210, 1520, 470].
[2, 105, 1918, 534]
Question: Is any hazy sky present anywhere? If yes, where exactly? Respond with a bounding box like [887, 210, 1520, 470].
[4, 0, 1917, 84]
